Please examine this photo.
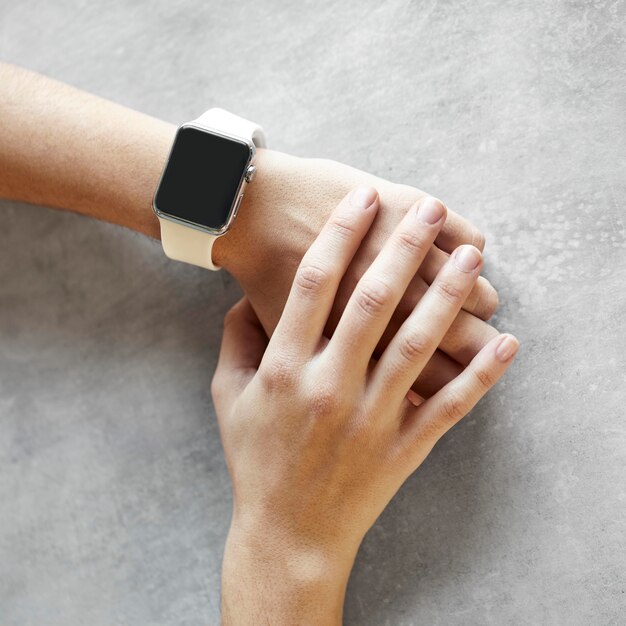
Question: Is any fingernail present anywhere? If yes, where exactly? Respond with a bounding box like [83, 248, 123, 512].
[454, 245, 482, 271]
[495, 334, 519, 362]
[417, 196, 445, 224]
[406, 389, 424, 407]
[351, 186, 378, 209]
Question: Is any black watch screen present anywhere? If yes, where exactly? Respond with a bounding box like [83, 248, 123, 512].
[153, 125, 252, 231]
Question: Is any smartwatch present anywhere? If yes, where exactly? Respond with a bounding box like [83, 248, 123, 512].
[152, 108, 267, 270]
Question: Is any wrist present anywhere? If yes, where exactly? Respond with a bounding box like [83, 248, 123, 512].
[211, 148, 300, 274]
[221, 521, 354, 625]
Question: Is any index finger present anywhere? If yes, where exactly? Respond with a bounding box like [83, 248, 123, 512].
[268, 187, 379, 360]
[435, 206, 486, 253]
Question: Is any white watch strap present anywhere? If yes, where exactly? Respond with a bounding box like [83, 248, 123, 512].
[194, 108, 266, 149]
[157, 108, 266, 270]
[159, 218, 220, 270]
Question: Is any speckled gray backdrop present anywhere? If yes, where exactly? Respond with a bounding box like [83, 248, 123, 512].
[1, 1, 625, 624]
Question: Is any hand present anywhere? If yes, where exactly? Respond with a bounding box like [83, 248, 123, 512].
[0, 63, 496, 400]
[0, 62, 497, 403]
[212, 188, 519, 625]
[214, 150, 500, 399]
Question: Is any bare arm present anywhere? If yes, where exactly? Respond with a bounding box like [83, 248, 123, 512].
[0, 62, 500, 398]
[0, 62, 170, 238]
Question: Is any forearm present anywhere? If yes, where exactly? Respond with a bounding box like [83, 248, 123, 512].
[0, 63, 345, 286]
[0, 63, 499, 378]
[0, 63, 297, 274]
[221, 525, 353, 626]
[0, 61, 172, 239]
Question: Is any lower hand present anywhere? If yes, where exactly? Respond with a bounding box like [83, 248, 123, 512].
[212, 188, 519, 624]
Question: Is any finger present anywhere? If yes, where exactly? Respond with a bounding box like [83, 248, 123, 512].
[419, 245, 499, 320]
[212, 298, 268, 413]
[270, 187, 379, 359]
[435, 206, 486, 253]
[371, 245, 483, 408]
[438, 307, 500, 366]
[400, 333, 519, 458]
[409, 349, 463, 399]
[371, 270, 499, 367]
[366, 349, 463, 407]
[406, 389, 424, 407]
[327, 196, 446, 372]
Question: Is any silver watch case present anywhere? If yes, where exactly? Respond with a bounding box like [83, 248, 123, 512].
[152, 122, 257, 237]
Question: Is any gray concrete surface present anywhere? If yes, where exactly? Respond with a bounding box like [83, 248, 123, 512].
[1, 0, 625, 624]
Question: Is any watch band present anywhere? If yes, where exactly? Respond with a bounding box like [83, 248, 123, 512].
[157, 108, 266, 270]
[159, 217, 222, 271]
[194, 108, 266, 149]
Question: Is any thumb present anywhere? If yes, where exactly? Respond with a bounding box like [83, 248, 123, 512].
[211, 297, 268, 413]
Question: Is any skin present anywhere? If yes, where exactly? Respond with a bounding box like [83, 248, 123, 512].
[212, 189, 519, 624]
[0, 62, 499, 398]
[0, 63, 518, 621]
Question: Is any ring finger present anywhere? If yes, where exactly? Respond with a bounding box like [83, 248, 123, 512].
[370, 244, 483, 410]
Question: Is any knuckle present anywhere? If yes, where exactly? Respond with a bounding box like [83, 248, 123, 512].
[473, 367, 497, 389]
[434, 279, 463, 305]
[396, 229, 427, 256]
[398, 329, 430, 363]
[308, 382, 342, 417]
[472, 229, 486, 251]
[328, 214, 358, 240]
[294, 263, 332, 295]
[259, 353, 298, 392]
[440, 393, 465, 426]
[484, 285, 499, 317]
[465, 280, 498, 320]
[355, 278, 393, 318]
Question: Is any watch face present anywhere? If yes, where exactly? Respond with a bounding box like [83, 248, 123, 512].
[154, 125, 252, 232]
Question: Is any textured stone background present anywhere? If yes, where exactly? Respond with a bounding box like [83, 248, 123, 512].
[1, 1, 625, 624]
